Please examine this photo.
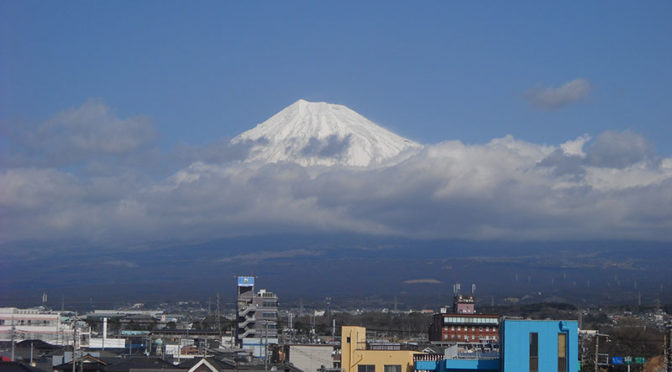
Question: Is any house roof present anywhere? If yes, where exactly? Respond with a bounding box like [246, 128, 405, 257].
[15, 340, 59, 351]
[105, 357, 180, 372]
[0, 361, 50, 372]
[420, 345, 444, 355]
[52, 354, 110, 370]
[178, 357, 235, 372]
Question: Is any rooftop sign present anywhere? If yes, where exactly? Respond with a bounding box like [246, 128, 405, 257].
[238, 276, 255, 287]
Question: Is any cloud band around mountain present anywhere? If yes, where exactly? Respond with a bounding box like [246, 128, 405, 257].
[1, 101, 670, 246]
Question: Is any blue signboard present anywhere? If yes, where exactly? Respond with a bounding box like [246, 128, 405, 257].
[238, 276, 254, 287]
[612, 357, 623, 365]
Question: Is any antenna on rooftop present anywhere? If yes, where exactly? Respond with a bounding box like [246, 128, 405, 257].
[452, 283, 461, 295]
[42, 292, 48, 308]
[471, 284, 476, 295]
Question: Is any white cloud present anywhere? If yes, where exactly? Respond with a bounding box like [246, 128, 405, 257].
[3, 100, 158, 170]
[1, 103, 671, 245]
[585, 130, 653, 168]
[561, 134, 591, 157]
[39, 100, 155, 155]
[524, 78, 591, 110]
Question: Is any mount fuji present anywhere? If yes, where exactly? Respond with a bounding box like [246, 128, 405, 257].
[232, 99, 422, 167]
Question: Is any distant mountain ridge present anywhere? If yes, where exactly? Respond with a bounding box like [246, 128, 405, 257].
[232, 99, 422, 167]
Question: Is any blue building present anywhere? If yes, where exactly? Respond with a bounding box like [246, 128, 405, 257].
[415, 319, 579, 372]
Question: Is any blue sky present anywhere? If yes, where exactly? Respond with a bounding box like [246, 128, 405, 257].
[2, 1, 670, 152]
[1, 2, 672, 245]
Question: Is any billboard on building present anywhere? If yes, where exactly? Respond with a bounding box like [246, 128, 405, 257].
[238, 276, 255, 287]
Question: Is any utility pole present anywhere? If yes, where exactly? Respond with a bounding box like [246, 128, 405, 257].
[594, 334, 599, 372]
[594, 333, 608, 372]
[264, 321, 269, 371]
[10, 317, 15, 361]
[177, 337, 181, 364]
[72, 318, 77, 372]
[310, 315, 315, 343]
[665, 321, 671, 372]
[216, 293, 222, 340]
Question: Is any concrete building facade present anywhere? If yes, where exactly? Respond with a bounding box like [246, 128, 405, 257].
[0, 307, 78, 345]
[499, 319, 578, 372]
[416, 319, 579, 372]
[236, 276, 279, 358]
[341, 326, 419, 372]
[288, 345, 335, 372]
[429, 295, 499, 344]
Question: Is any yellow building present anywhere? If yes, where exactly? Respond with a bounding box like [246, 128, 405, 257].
[341, 326, 420, 372]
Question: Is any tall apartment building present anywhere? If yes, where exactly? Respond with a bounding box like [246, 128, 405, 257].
[236, 276, 279, 357]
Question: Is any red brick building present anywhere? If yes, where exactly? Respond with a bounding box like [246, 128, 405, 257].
[428, 313, 499, 343]
[428, 294, 499, 344]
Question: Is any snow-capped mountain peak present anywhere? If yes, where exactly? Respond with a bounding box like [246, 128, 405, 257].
[232, 99, 422, 167]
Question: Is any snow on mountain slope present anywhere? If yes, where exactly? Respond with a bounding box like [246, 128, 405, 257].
[232, 99, 422, 167]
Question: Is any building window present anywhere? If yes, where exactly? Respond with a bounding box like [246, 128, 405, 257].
[457, 335, 461, 340]
[471, 335, 475, 340]
[358, 365, 375, 372]
[471, 326, 475, 331]
[346, 337, 351, 344]
[486, 327, 490, 331]
[558, 333, 567, 372]
[451, 334, 455, 339]
[384, 365, 401, 372]
[451, 326, 455, 331]
[530, 332, 539, 372]
[457, 326, 461, 331]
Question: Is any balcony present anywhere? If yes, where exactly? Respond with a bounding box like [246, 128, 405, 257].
[238, 316, 256, 328]
[414, 352, 499, 372]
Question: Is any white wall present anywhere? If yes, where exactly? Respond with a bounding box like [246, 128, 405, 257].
[289, 345, 334, 372]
